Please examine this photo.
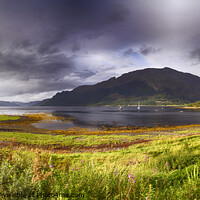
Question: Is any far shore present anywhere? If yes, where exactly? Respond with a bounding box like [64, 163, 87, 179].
[104, 104, 185, 107]
[179, 106, 200, 109]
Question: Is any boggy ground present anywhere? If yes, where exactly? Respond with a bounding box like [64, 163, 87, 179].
[0, 114, 199, 199]
[0, 113, 200, 153]
[0, 133, 199, 199]
[0, 114, 60, 134]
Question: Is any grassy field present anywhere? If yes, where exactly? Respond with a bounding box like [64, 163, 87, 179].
[0, 131, 155, 150]
[0, 114, 199, 199]
[0, 135, 199, 199]
[0, 115, 20, 121]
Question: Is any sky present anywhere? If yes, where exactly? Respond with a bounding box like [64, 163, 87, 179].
[1, 0, 200, 102]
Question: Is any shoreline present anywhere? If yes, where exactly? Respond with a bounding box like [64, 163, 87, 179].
[0, 113, 200, 153]
[1, 113, 200, 134]
[180, 106, 200, 109]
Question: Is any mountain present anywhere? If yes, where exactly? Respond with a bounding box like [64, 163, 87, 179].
[13, 101, 40, 106]
[0, 101, 19, 106]
[0, 101, 40, 106]
[38, 67, 200, 106]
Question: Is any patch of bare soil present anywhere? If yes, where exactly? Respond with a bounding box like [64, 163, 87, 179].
[0, 139, 152, 154]
[0, 115, 52, 134]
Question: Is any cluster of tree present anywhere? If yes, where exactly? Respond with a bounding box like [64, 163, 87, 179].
[186, 101, 200, 107]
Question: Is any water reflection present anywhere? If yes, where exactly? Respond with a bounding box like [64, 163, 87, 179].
[0, 106, 199, 130]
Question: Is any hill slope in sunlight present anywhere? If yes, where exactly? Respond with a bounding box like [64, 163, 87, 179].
[39, 67, 200, 106]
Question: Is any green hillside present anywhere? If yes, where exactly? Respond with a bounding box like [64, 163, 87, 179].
[39, 67, 200, 106]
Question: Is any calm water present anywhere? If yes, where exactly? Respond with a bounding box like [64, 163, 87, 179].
[0, 106, 200, 130]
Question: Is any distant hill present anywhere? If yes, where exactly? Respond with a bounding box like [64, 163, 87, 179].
[0, 101, 39, 106]
[13, 101, 40, 106]
[186, 101, 200, 107]
[0, 101, 19, 106]
[38, 67, 200, 106]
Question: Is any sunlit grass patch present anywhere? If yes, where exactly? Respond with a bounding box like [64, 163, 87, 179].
[0, 113, 199, 198]
[0, 115, 20, 121]
[45, 123, 200, 136]
[0, 134, 198, 199]
[173, 127, 200, 135]
[0, 132, 153, 149]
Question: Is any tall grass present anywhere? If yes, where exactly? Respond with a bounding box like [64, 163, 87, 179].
[0, 132, 153, 147]
[0, 135, 199, 199]
[0, 115, 20, 121]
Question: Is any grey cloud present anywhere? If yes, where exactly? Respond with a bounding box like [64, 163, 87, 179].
[190, 48, 200, 61]
[13, 40, 33, 50]
[73, 70, 96, 79]
[139, 45, 161, 56]
[124, 48, 134, 55]
[124, 46, 161, 56]
[124, 48, 137, 56]
[71, 42, 81, 52]
[38, 45, 60, 55]
[0, 0, 200, 100]
[0, 43, 75, 94]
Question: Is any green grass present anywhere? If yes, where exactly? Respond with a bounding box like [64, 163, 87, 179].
[89, 93, 188, 106]
[0, 131, 154, 147]
[186, 101, 200, 107]
[0, 134, 199, 199]
[0, 115, 20, 121]
[174, 128, 200, 135]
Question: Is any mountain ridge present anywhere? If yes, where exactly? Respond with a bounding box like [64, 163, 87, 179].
[0, 101, 39, 106]
[38, 67, 200, 106]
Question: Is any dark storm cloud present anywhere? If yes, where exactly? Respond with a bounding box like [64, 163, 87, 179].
[0, 46, 71, 78]
[190, 48, 200, 61]
[140, 45, 161, 56]
[13, 40, 33, 50]
[124, 46, 161, 56]
[73, 70, 96, 79]
[0, 39, 76, 94]
[124, 48, 136, 56]
[0, 0, 200, 101]
[71, 42, 81, 52]
[0, 0, 135, 97]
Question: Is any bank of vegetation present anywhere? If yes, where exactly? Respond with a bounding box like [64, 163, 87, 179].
[186, 101, 200, 108]
[0, 114, 199, 199]
[0, 135, 198, 199]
